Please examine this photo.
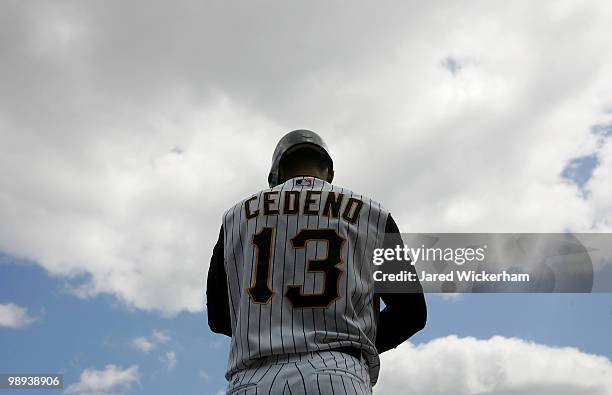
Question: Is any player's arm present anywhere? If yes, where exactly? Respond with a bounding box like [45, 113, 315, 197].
[375, 213, 427, 354]
[206, 225, 232, 337]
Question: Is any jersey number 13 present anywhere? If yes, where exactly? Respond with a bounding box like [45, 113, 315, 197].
[247, 227, 345, 308]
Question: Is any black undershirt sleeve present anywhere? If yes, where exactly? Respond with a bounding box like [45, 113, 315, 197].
[375, 214, 427, 353]
[206, 225, 232, 337]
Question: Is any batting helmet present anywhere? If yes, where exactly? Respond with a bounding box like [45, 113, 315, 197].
[268, 129, 333, 187]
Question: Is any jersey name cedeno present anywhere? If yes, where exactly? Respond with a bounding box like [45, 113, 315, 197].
[244, 190, 364, 224]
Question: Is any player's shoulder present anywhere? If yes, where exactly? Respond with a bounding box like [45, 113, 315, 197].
[326, 182, 389, 214]
[221, 193, 256, 221]
[220, 184, 278, 220]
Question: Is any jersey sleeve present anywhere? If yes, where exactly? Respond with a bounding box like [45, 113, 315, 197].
[206, 225, 232, 337]
[375, 213, 427, 353]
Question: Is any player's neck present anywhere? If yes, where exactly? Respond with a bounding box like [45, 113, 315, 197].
[281, 169, 331, 183]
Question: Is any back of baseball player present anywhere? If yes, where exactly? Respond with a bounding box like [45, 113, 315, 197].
[207, 130, 427, 394]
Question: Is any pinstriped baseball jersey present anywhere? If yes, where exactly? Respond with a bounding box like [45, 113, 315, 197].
[221, 176, 389, 386]
[226, 350, 372, 394]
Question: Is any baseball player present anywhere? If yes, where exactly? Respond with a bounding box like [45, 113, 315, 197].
[207, 130, 426, 394]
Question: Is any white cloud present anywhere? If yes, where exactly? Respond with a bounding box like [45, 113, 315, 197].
[1, 1, 611, 314]
[131, 329, 170, 352]
[376, 336, 612, 395]
[159, 351, 177, 371]
[151, 329, 170, 344]
[64, 364, 139, 395]
[131, 337, 153, 353]
[0, 303, 38, 328]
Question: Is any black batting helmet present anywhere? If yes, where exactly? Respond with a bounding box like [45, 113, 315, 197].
[268, 129, 333, 187]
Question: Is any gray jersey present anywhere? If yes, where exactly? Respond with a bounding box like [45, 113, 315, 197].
[221, 176, 389, 385]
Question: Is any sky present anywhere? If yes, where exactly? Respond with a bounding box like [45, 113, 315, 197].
[1, 1, 612, 394]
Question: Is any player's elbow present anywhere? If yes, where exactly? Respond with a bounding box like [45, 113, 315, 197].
[402, 297, 427, 336]
[206, 300, 232, 337]
[210, 325, 232, 337]
[208, 317, 232, 337]
[412, 296, 427, 332]
[414, 305, 427, 332]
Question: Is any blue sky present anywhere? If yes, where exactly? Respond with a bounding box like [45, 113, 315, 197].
[1, 260, 227, 395]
